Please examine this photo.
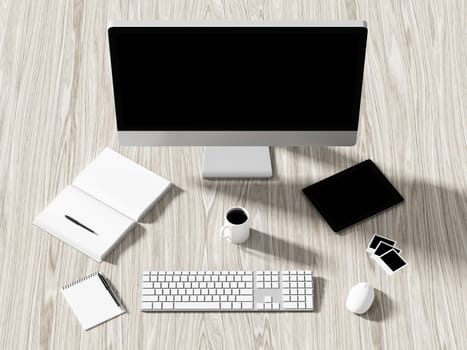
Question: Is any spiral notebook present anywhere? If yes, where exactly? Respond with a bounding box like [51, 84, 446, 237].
[62, 272, 125, 330]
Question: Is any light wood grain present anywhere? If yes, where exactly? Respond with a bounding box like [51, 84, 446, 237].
[0, 0, 466, 349]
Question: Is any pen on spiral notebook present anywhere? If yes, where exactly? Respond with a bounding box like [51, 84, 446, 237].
[64, 215, 98, 235]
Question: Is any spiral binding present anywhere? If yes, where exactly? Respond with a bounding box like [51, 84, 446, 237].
[62, 272, 98, 290]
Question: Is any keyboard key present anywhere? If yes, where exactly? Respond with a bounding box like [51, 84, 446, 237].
[242, 302, 253, 309]
[282, 302, 298, 309]
[221, 302, 232, 309]
[174, 302, 220, 310]
[141, 302, 152, 309]
[236, 295, 253, 302]
[264, 296, 272, 303]
[142, 295, 158, 302]
[233, 302, 241, 310]
[240, 289, 253, 295]
[272, 303, 279, 310]
[163, 302, 174, 309]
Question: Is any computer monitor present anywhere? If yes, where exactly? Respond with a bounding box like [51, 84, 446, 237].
[108, 21, 367, 178]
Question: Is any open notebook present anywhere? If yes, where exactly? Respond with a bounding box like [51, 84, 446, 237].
[34, 148, 171, 261]
[62, 272, 125, 330]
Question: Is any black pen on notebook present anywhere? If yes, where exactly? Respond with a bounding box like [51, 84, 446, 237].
[97, 272, 121, 307]
[64, 215, 98, 235]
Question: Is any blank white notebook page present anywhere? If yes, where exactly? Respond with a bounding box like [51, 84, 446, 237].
[73, 148, 171, 221]
[62, 273, 125, 330]
[33, 186, 135, 261]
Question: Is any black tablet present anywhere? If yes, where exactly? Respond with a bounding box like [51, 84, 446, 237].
[302, 160, 404, 232]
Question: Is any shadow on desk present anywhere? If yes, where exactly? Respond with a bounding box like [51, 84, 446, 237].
[198, 146, 466, 281]
[362, 288, 394, 322]
[242, 229, 320, 266]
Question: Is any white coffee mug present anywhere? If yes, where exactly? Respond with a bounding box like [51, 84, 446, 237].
[220, 207, 250, 244]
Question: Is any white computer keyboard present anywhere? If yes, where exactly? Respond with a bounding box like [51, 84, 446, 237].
[141, 270, 313, 311]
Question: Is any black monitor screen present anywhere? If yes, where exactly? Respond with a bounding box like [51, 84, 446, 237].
[108, 26, 367, 131]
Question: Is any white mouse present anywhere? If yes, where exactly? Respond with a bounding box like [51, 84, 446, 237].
[346, 282, 375, 314]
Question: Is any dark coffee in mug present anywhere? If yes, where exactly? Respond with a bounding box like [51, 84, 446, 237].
[227, 208, 248, 225]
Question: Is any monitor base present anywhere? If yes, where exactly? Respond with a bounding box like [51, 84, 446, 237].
[202, 147, 273, 178]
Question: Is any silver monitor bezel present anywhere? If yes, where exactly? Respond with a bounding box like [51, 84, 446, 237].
[109, 20, 367, 146]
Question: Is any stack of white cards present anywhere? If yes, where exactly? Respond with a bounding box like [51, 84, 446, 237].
[367, 234, 408, 275]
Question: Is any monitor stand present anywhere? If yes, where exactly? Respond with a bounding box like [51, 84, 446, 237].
[202, 147, 273, 179]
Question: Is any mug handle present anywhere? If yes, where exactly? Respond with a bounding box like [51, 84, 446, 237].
[220, 225, 232, 241]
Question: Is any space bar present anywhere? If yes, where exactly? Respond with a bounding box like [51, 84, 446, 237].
[174, 302, 220, 310]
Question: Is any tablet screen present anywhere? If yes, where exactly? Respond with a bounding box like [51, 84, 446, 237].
[302, 160, 404, 232]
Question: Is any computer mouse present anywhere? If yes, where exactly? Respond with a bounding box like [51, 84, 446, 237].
[346, 282, 375, 314]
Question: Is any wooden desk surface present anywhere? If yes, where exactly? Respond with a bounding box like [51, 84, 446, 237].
[0, 1, 465, 349]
